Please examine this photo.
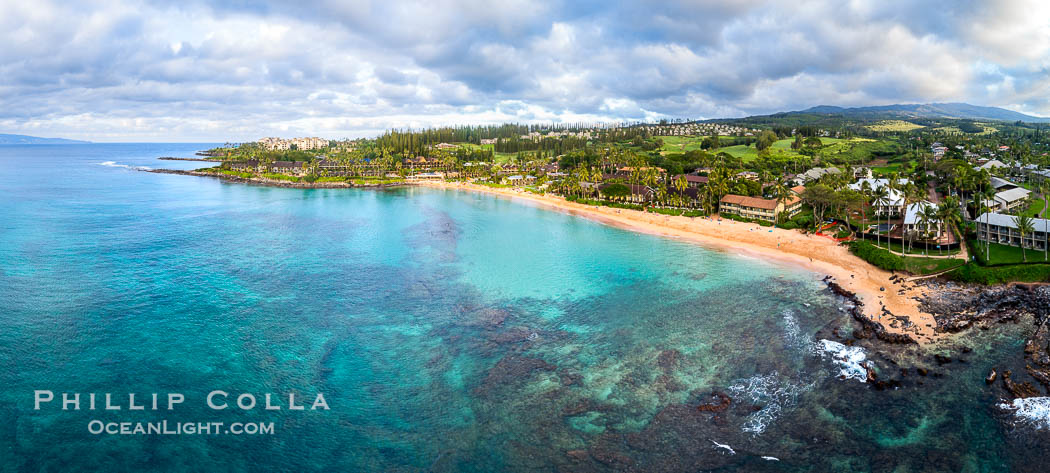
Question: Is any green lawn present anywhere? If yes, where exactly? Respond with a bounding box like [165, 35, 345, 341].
[656, 135, 708, 153]
[719, 143, 761, 161]
[719, 137, 849, 162]
[903, 257, 966, 275]
[870, 162, 911, 175]
[453, 142, 518, 163]
[1022, 197, 1046, 218]
[974, 240, 1050, 264]
[867, 238, 960, 256]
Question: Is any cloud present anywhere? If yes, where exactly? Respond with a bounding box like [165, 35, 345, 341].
[0, 0, 1048, 141]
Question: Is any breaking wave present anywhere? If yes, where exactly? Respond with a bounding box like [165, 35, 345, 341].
[815, 339, 868, 382]
[98, 161, 151, 170]
[728, 372, 811, 435]
[781, 310, 812, 352]
[998, 397, 1050, 430]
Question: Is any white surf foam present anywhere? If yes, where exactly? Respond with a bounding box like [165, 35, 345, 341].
[816, 339, 868, 382]
[781, 310, 812, 352]
[998, 397, 1050, 430]
[98, 161, 151, 170]
[728, 372, 811, 435]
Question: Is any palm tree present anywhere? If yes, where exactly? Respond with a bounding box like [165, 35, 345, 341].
[1040, 182, 1050, 261]
[871, 186, 889, 250]
[902, 183, 923, 252]
[918, 204, 936, 255]
[983, 189, 996, 261]
[1040, 181, 1050, 219]
[674, 176, 688, 208]
[939, 198, 961, 256]
[1015, 215, 1035, 262]
[771, 176, 791, 226]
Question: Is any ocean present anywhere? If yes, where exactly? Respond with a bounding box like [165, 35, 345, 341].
[0, 143, 1044, 472]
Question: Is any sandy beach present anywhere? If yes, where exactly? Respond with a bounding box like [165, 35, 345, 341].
[419, 180, 941, 344]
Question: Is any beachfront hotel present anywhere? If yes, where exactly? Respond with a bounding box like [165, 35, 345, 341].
[258, 137, 330, 151]
[719, 194, 803, 222]
[976, 212, 1050, 250]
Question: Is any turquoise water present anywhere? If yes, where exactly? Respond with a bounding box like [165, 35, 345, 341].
[0, 144, 1042, 471]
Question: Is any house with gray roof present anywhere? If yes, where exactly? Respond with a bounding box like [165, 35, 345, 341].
[976, 212, 1050, 250]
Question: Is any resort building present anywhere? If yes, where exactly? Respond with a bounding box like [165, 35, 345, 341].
[667, 186, 703, 208]
[793, 167, 841, 185]
[673, 174, 709, 188]
[407, 172, 446, 180]
[902, 201, 942, 239]
[848, 178, 909, 216]
[976, 212, 1050, 250]
[976, 159, 1008, 171]
[230, 160, 259, 171]
[719, 194, 802, 222]
[269, 161, 306, 175]
[983, 187, 1031, 213]
[594, 184, 655, 203]
[1030, 169, 1050, 185]
[503, 175, 537, 185]
[852, 166, 873, 180]
[258, 137, 329, 151]
[990, 176, 1017, 191]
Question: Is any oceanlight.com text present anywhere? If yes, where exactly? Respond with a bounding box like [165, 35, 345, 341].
[87, 420, 275, 435]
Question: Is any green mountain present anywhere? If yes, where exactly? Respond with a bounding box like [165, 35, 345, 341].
[0, 133, 90, 144]
[797, 103, 1050, 123]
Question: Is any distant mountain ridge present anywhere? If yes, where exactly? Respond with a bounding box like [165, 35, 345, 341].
[0, 133, 90, 144]
[794, 103, 1050, 123]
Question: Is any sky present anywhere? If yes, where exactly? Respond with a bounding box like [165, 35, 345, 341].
[2, 0, 1050, 142]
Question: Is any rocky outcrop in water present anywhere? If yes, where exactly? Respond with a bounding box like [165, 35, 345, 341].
[695, 391, 732, 412]
[474, 355, 557, 398]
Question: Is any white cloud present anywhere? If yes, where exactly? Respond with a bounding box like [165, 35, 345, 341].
[0, 0, 1048, 141]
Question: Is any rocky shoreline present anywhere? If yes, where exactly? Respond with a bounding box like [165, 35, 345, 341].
[921, 281, 1050, 399]
[157, 157, 219, 162]
[818, 274, 1050, 406]
[144, 168, 414, 189]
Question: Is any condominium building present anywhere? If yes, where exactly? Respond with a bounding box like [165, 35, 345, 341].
[976, 212, 1050, 250]
[720, 194, 802, 222]
[257, 137, 330, 151]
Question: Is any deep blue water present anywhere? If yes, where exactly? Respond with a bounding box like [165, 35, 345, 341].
[0, 144, 1043, 472]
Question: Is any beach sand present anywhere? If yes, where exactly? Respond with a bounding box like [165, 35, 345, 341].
[419, 181, 940, 344]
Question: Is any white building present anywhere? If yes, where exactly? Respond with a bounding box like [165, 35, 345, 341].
[976, 159, 1008, 171]
[848, 178, 910, 216]
[902, 201, 942, 239]
[976, 212, 1050, 250]
[983, 187, 1031, 213]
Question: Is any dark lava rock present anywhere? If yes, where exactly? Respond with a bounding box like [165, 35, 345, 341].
[474, 355, 556, 398]
[487, 326, 538, 344]
[696, 391, 732, 412]
[565, 450, 589, 462]
[657, 349, 683, 374]
[559, 372, 583, 387]
[1002, 370, 1044, 398]
[822, 278, 917, 345]
[865, 363, 878, 384]
[589, 442, 634, 470]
